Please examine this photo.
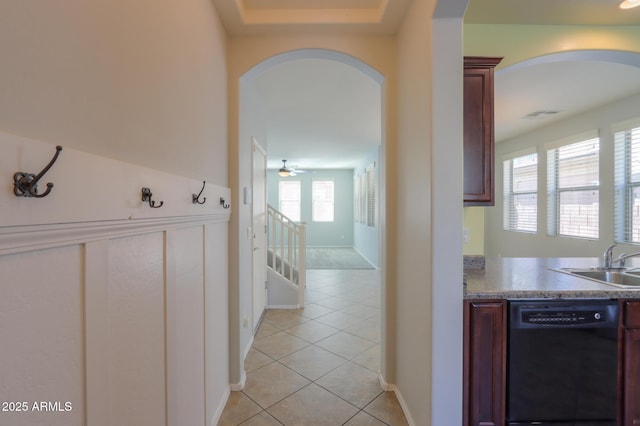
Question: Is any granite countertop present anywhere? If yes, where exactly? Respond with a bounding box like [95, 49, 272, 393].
[464, 257, 640, 299]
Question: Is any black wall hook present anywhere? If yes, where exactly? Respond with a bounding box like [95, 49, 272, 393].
[13, 145, 63, 198]
[220, 197, 230, 209]
[142, 187, 164, 208]
[193, 181, 206, 205]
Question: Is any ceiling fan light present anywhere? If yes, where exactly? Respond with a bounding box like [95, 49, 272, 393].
[620, 0, 640, 9]
[278, 159, 291, 177]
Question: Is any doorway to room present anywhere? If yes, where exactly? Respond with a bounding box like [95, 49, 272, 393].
[238, 48, 387, 388]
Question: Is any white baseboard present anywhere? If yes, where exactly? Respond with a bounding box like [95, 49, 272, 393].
[210, 386, 231, 426]
[353, 246, 379, 269]
[378, 373, 395, 392]
[243, 335, 254, 361]
[392, 387, 416, 426]
[378, 374, 415, 426]
[230, 336, 253, 392]
[229, 370, 246, 391]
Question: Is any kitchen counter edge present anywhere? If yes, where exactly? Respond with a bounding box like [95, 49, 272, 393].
[464, 257, 640, 300]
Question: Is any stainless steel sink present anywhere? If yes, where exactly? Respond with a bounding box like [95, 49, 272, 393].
[552, 268, 640, 288]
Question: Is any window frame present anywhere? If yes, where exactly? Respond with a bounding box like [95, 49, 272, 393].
[366, 163, 376, 227]
[546, 134, 600, 240]
[503, 151, 538, 233]
[278, 179, 301, 222]
[311, 179, 335, 222]
[614, 118, 640, 244]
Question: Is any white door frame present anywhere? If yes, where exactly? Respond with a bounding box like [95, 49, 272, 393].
[251, 137, 267, 332]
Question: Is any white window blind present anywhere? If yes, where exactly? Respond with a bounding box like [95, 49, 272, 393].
[503, 152, 537, 233]
[354, 163, 377, 227]
[279, 180, 301, 222]
[547, 137, 600, 239]
[367, 163, 376, 227]
[312, 180, 334, 222]
[354, 176, 360, 223]
[359, 173, 366, 223]
[614, 124, 640, 244]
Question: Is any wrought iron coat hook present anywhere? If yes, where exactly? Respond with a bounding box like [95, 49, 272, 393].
[13, 145, 63, 198]
[193, 181, 206, 205]
[141, 187, 164, 208]
[220, 197, 230, 209]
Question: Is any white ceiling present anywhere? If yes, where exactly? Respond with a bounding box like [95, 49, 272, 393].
[464, 0, 640, 25]
[220, 0, 640, 168]
[211, 0, 411, 36]
[251, 59, 382, 169]
[494, 57, 640, 142]
[466, 1, 640, 143]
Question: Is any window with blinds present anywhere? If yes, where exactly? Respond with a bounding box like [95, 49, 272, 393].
[614, 120, 640, 244]
[312, 180, 334, 222]
[279, 180, 301, 222]
[367, 164, 376, 227]
[354, 162, 376, 227]
[354, 175, 360, 223]
[359, 173, 366, 223]
[503, 152, 537, 233]
[547, 137, 600, 239]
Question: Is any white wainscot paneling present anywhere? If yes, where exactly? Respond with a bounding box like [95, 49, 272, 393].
[107, 233, 166, 426]
[0, 130, 232, 426]
[205, 222, 230, 424]
[166, 226, 206, 426]
[0, 245, 84, 426]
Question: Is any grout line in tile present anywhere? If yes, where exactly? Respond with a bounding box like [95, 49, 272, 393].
[312, 378, 384, 413]
[237, 409, 284, 426]
[234, 269, 384, 425]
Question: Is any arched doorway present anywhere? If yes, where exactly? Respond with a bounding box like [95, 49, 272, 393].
[230, 48, 389, 390]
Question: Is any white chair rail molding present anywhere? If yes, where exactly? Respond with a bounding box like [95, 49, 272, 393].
[0, 130, 232, 426]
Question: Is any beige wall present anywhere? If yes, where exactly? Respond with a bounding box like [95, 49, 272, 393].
[463, 207, 485, 256]
[396, 0, 436, 423]
[0, 0, 228, 184]
[0, 1, 231, 424]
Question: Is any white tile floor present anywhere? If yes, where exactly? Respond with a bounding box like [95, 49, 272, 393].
[218, 269, 408, 426]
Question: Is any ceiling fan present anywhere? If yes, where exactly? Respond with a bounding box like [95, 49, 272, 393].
[278, 159, 313, 177]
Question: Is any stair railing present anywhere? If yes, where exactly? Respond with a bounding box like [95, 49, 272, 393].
[267, 205, 306, 307]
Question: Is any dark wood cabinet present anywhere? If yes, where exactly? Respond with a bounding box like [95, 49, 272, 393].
[464, 57, 502, 206]
[463, 299, 506, 426]
[621, 301, 640, 425]
[464, 298, 640, 425]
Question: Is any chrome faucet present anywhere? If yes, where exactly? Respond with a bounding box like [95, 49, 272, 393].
[603, 244, 616, 269]
[602, 244, 640, 268]
[615, 252, 640, 268]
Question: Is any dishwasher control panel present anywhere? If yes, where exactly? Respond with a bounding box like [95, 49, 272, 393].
[510, 300, 619, 329]
[522, 310, 605, 325]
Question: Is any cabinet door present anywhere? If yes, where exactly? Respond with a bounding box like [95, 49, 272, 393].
[464, 300, 506, 426]
[463, 57, 502, 206]
[623, 327, 640, 425]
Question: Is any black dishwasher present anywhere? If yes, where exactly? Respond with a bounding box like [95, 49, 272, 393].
[507, 299, 619, 426]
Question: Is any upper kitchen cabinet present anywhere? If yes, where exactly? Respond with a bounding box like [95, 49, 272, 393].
[464, 56, 502, 206]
